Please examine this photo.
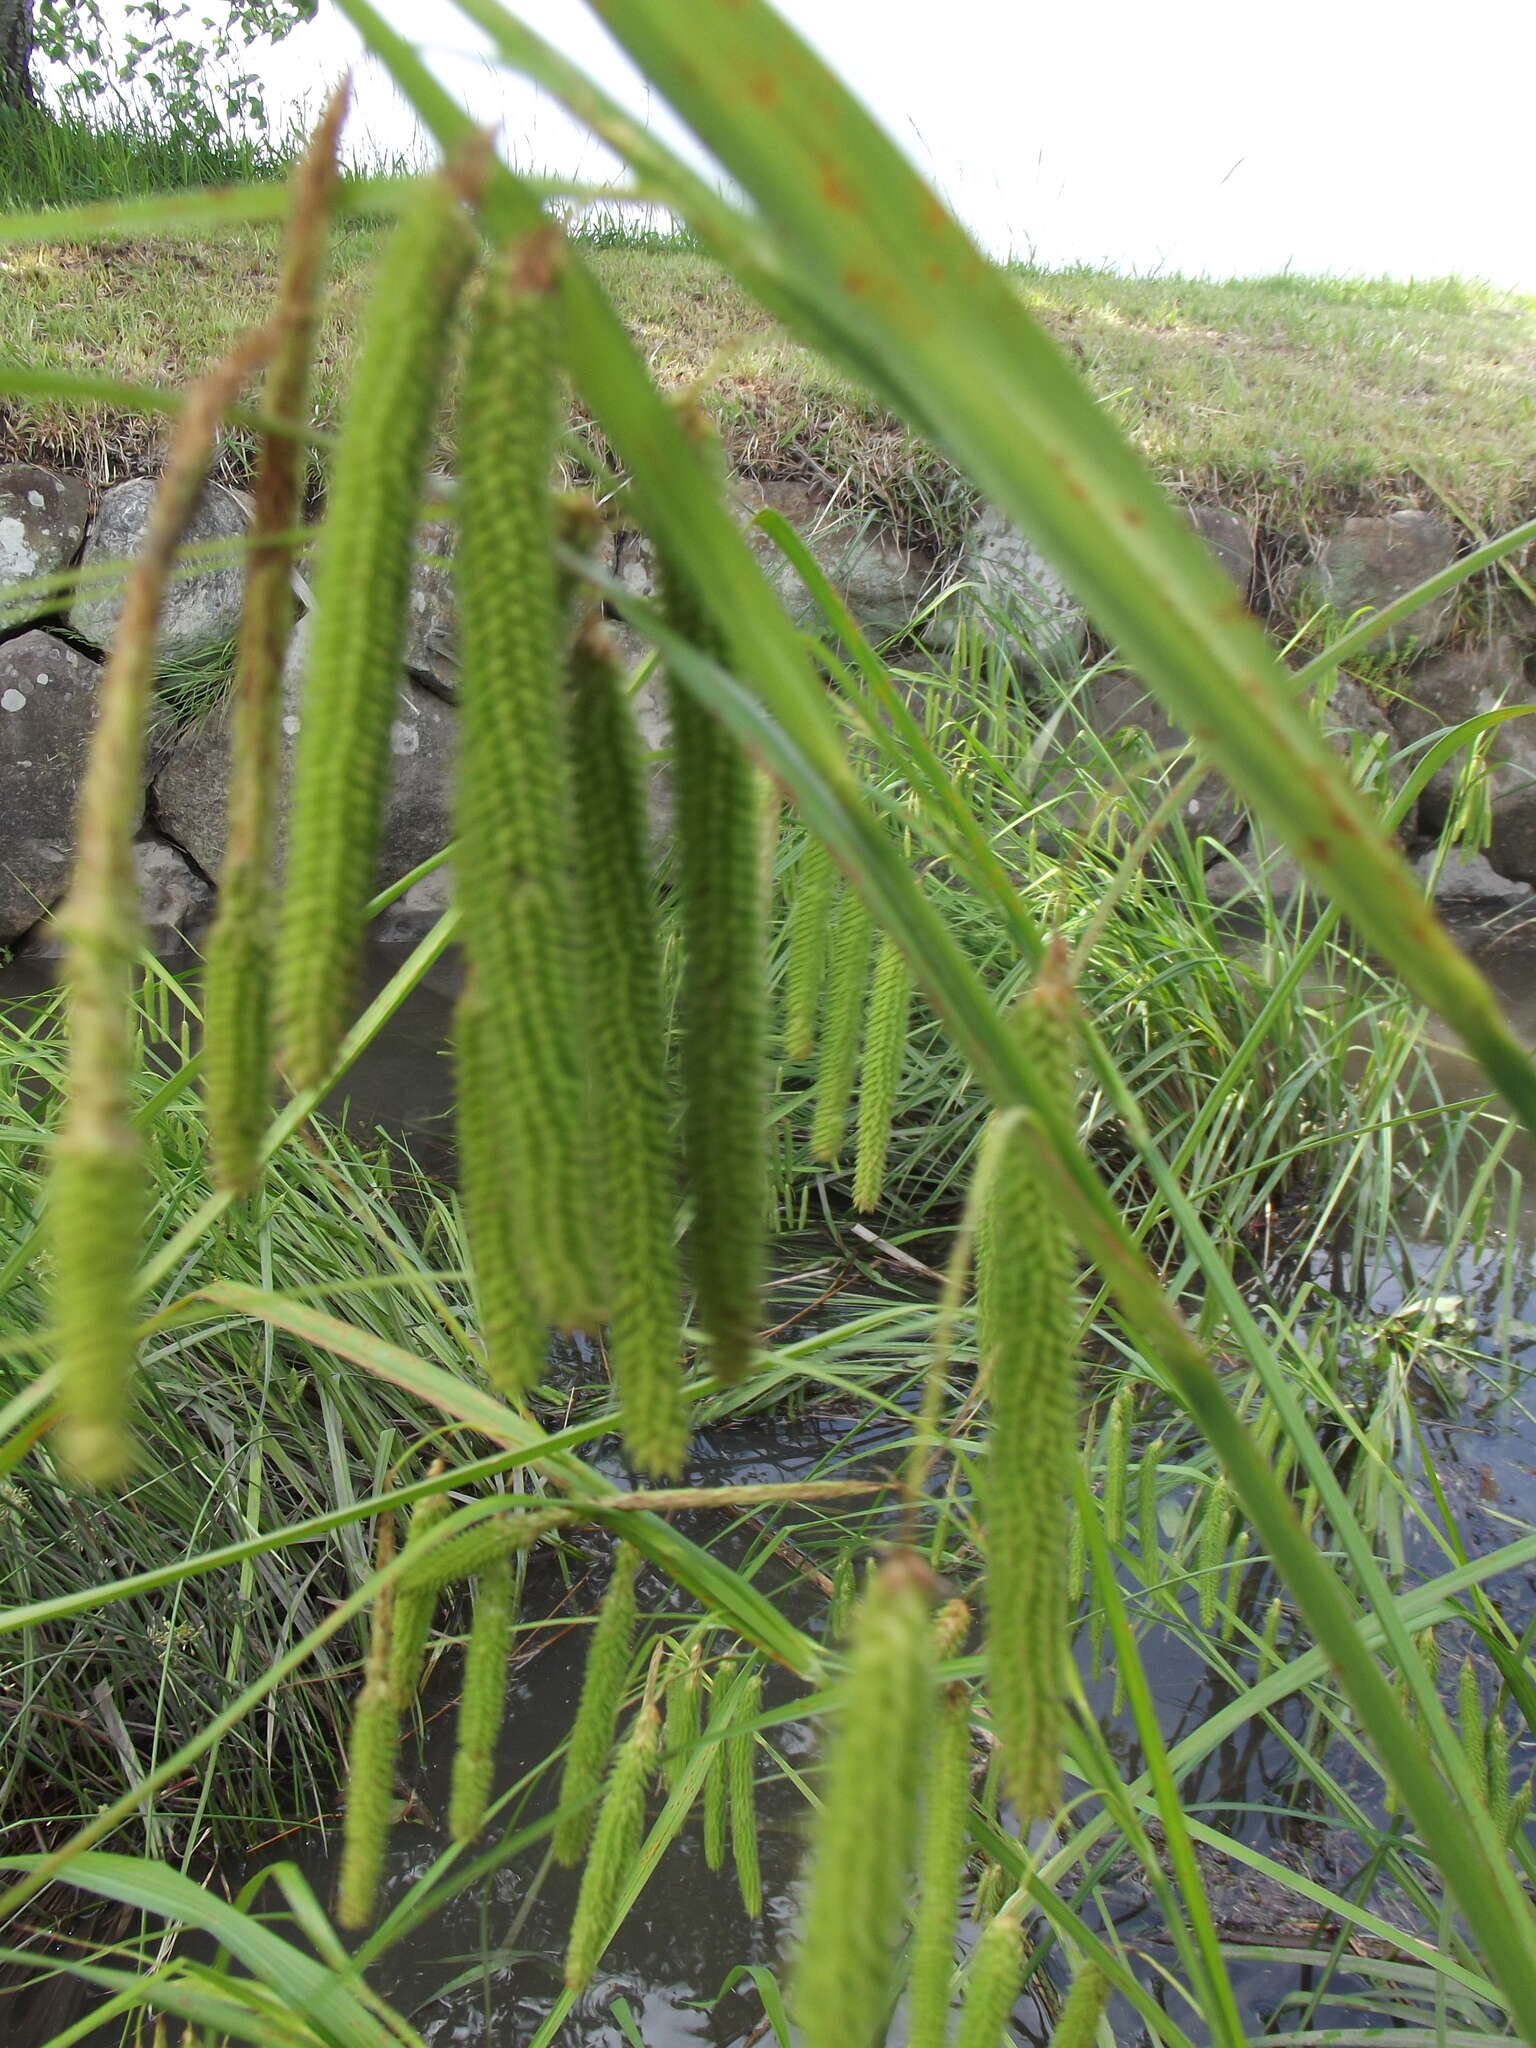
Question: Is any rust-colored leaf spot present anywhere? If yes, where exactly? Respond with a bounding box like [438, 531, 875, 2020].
[1047, 449, 1089, 505]
[1215, 597, 1249, 624]
[748, 68, 777, 108]
[819, 161, 857, 210]
[1120, 503, 1145, 528]
[1302, 837, 1331, 865]
[922, 195, 950, 232]
[844, 269, 870, 296]
[926, 260, 946, 283]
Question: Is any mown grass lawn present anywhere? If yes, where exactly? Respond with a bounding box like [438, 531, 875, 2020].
[3, 220, 1533, 539]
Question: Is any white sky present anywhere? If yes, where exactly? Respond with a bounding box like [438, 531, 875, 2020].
[134, 1, 1536, 288]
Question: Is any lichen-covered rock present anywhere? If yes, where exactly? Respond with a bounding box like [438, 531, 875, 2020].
[17, 831, 213, 956]
[1186, 503, 1254, 597]
[0, 465, 91, 629]
[69, 477, 249, 658]
[0, 631, 119, 941]
[132, 832, 215, 946]
[1290, 511, 1458, 653]
[938, 506, 1086, 672]
[153, 613, 456, 892]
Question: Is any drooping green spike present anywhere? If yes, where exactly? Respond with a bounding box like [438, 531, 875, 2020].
[563, 1697, 661, 1993]
[276, 165, 476, 1094]
[977, 950, 1081, 1820]
[660, 540, 767, 1385]
[567, 616, 688, 1475]
[811, 885, 874, 1164]
[790, 1552, 938, 2048]
[452, 224, 603, 1332]
[907, 1682, 973, 2048]
[552, 1542, 643, 1865]
[852, 932, 914, 1210]
[448, 1561, 516, 1843]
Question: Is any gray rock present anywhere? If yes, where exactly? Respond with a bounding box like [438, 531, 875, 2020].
[133, 833, 215, 946]
[17, 832, 213, 956]
[597, 616, 673, 838]
[1077, 668, 1244, 845]
[1205, 835, 1306, 907]
[153, 613, 457, 894]
[402, 480, 458, 698]
[1290, 511, 1458, 654]
[938, 505, 1086, 672]
[615, 482, 933, 643]
[69, 477, 249, 658]
[1059, 667, 1392, 859]
[1187, 503, 1254, 596]
[1318, 674, 1395, 757]
[0, 465, 90, 629]
[1411, 847, 1532, 907]
[373, 863, 453, 943]
[1383, 639, 1536, 881]
[735, 480, 932, 636]
[0, 631, 118, 941]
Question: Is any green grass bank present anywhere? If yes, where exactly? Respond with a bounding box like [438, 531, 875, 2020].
[4, 222, 1533, 541]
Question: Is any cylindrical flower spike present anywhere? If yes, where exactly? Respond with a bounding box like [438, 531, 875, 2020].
[660, 534, 766, 1385]
[952, 1908, 1025, 2048]
[907, 1681, 974, 2048]
[52, 324, 276, 1486]
[388, 1476, 451, 1710]
[663, 1644, 703, 1794]
[452, 225, 602, 1332]
[853, 932, 915, 1211]
[702, 1659, 736, 1873]
[784, 834, 836, 1061]
[454, 977, 549, 1400]
[203, 91, 344, 1195]
[448, 1560, 516, 1843]
[1051, 1962, 1111, 2048]
[728, 1669, 763, 1917]
[811, 886, 874, 1163]
[337, 1528, 399, 1931]
[552, 1541, 642, 1865]
[790, 1550, 938, 2048]
[276, 164, 477, 1095]
[564, 1696, 661, 1993]
[1198, 1480, 1232, 1631]
[1102, 1386, 1131, 1548]
[977, 946, 1081, 1821]
[396, 1506, 569, 1602]
[567, 615, 688, 1475]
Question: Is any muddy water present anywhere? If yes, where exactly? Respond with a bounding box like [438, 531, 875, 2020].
[6, 934, 1536, 2044]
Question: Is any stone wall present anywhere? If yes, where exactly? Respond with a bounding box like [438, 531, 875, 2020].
[3, 459, 1535, 959]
